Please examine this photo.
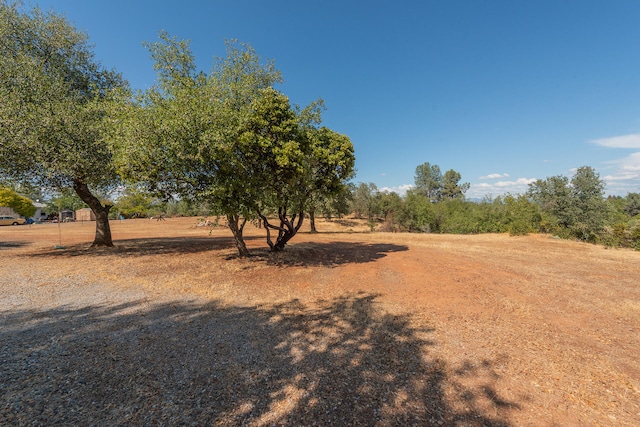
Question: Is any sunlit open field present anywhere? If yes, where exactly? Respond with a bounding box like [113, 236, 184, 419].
[2, 217, 639, 426]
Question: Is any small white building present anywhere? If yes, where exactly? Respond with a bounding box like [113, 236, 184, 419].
[33, 202, 47, 222]
[1, 202, 47, 222]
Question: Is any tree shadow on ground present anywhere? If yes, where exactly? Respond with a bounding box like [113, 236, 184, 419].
[26, 236, 260, 258]
[28, 238, 408, 268]
[249, 241, 409, 267]
[1, 294, 518, 426]
[0, 241, 29, 250]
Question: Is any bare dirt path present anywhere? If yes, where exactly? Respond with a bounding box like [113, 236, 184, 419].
[1, 218, 639, 426]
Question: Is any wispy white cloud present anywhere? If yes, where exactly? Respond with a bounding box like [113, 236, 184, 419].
[479, 173, 510, 180]
[591, 133, 640, 148]
[588, 133, 640, 194]
[605, 152, 640, 172]
[602, 152, 640, 194]
[468, 177, 537, 199]
[379, 184, 413, 196]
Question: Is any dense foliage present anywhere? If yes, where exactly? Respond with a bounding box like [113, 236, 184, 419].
[45, 189, 88, 215]
[0, 1, 126, 245]
[109, 34, 355, 256]
[1, 5, 354, 254]
[0, 187, 35, 217]
[349, 164, 640, 250]
[414, 162, 469, 201]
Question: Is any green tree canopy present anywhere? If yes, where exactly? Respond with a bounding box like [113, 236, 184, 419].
[527, 166, 607, 241]
[527, 175, 573, 228]
[311, 182, 354, 224]
[291, 120, 355, 233]
[350, 182, 379, 222]
[397, 189, 435, 233]
[414, 163, 469, 201]
[0, 186, 36, 217]
[624, 193, 640, 217]
[111, 35, 354, 256]
[45, 188, 87, 215]
[0, 1, 127, 246]
[570, 166, 607, 241]
[414, 162, 442, 200]
[114, 185, 156, 218]
[441, 169, 470, 200]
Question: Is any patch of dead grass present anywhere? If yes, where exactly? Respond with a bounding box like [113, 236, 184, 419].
[1, 216, 640, 425]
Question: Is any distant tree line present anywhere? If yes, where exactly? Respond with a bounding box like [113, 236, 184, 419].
[17, 153, 638, 249]
[346, 163, 640, 250]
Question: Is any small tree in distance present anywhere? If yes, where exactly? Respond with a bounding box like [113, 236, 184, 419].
[441, 169, 470, 200]
[0, 187, 36, 218]
[527, 166, 607, 242]
[414, 163, 469, 201]
[414, 162, 442, 200]
[350, 183, 379, 222]
[114, 185, 155, 218]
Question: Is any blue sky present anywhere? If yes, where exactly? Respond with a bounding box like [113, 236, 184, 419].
[32, 0, 640, 197]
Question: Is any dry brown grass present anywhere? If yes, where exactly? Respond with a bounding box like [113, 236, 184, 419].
[1, 217, 639, 426]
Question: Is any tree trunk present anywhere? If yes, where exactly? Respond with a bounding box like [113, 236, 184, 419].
[309, 207, 317, 233]
[227, 213, 250, 257]
[72, 178, 113, 247]
[258, 208, 305, 252]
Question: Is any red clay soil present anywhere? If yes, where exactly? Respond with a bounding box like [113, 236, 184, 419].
[1, 217, 639, 426]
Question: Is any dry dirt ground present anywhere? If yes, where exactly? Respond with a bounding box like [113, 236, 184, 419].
[1, 217, 639, 426]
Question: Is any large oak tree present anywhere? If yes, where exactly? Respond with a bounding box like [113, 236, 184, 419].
[0, 1, 127, 246]
[111, 34, 354, 256]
